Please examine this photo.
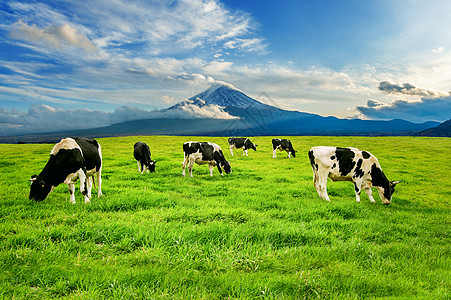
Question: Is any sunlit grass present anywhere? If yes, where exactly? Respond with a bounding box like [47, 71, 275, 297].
[0, 136, 449, 299]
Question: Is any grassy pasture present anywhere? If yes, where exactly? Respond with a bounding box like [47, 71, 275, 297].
[0, 136, 449, 299]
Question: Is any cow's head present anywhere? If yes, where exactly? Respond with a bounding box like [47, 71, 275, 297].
[251, 143, 258, 151]
[377, 180, 401, 205]
[222, 160, 232, 174]
[291, 149, 296, 157]
[146, 160, 156, 173]
[29, 175, 53, 202]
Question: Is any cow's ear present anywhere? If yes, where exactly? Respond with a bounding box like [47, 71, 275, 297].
[391, 180, 402, 186]
[29, 175, 37, 182]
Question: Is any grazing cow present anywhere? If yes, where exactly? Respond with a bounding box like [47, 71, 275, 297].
[228, 137, 258, 156]
[133, 142, 156, 174]
[308, 146, 400, 205]
[182, 142, 231, 177]
[29, 137, 102, 204]
[272, 138, 296, 158]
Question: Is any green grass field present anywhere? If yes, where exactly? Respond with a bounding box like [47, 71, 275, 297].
[0, 136, 450, 299]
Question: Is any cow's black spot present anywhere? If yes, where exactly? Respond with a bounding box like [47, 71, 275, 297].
[330, 155, 336, 160]
[354, 183, 360, 194]
[370, 164, 391, 200]
[308, 150, 317, 170]
[335, 147, 355, 176]
[354, 159, 364, 178]
[332, 163, 336, 169]
[362, 151, 371, 159]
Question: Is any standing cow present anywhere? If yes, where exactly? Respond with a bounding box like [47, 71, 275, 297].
[272, 138, 296, 158]
[29, 137, 102, 204]
[182, 142, 231, 177]
[134, 142, 156, 174]
[308, 146, 400, 205]
[228, 137, 258, 156]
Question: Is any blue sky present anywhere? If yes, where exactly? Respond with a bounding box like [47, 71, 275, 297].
[1, 0, 450, 135]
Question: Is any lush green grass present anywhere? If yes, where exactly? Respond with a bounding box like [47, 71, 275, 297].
[0, 136, 449, 299]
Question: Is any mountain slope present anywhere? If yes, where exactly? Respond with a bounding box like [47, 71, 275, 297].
[416, 119, 451, 137]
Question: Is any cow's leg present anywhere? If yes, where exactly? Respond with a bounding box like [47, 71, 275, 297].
[182, 155, 188, 177]
[137, 160, 141, 173]
[187, 158, 195, 178]
[311, 166, 320, 197]
[87, 177, 93, 199]
[68, 183, 76, 204]
[288, 151, 291, 159]
[354, 182, 362, 202]
[317, 168, 330, 201]
[364, 187, 376, 203]
[146, 163, 149, 174]
[209, 164, 214, 176]
[77, 170, 90, 204]
[230, 146, 234, 156]
[97, 168, 103, 197]
[273, 149, 277, 158]
[216, 160, 223, 176]
[244, 149, 248, 156]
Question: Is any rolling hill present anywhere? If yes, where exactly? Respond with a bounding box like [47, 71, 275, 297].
[416, 119, 451, 137]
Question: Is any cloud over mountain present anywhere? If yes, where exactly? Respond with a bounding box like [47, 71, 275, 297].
[0, 102, 236, 136]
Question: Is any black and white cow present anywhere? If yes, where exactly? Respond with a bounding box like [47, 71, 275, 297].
[133, 141, 156, 174]
[272, 138, 296, 158]
[228, 137, 258, 156]
[29, 137, 102, 204]
[182, 142, 231, 177]
[308, 146, 400, 205]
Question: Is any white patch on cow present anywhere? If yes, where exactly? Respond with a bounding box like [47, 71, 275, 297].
[51, 137, 81, 155]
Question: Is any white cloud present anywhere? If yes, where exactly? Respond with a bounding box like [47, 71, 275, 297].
[202, 61, 234, 73]
[0, 102, 237, 136]
[10, 21, 98, 54]
[55, 0, 265, 54]
[354, 95, 451, 122]
[224, 38, 267, 53]
[377, 81, 448, 97]
[433, 47, 444, 54]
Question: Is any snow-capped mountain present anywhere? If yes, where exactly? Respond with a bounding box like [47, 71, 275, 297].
[166, 83, 312, 122]
[188, 83, 271, 109]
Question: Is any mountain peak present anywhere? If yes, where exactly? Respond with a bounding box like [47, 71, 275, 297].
[189, 83, 268, 109]
[205, 82, 240, 93]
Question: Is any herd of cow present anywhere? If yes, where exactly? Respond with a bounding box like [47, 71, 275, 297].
[29, 137, 400, 205]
